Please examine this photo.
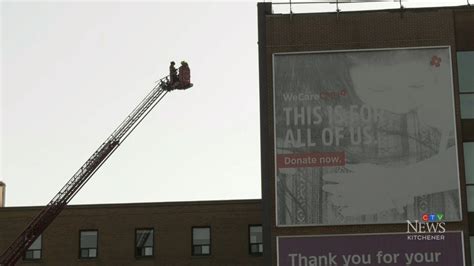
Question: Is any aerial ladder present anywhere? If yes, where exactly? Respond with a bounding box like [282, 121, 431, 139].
[0, 70, 193, 265]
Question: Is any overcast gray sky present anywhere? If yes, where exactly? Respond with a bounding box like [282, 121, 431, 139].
[1, 0, 467, 207]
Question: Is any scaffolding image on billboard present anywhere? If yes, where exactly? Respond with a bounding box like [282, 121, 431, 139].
[273, 47, 461, 226]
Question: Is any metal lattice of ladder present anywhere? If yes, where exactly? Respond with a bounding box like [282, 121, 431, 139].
[0, 75, 190, 265]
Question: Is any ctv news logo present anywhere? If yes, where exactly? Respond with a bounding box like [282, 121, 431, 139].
[406, 213, 446, 241]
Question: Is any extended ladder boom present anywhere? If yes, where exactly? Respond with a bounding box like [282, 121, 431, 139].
[0, 75, 176, 265]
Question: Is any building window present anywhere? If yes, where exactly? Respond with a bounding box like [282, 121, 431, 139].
[249, 225, 263, 255]
[471, 236, 474, 266]
[80, 230, 98, 259]
[192, 227, 211, 256]
[24, 235, 42, 260]
[461, 95, 474, 119]
[136, 228, 154, 257]
[457, 52, 474, 119]
[458, 52, 474, 93]
[466, 142, 474, 184]
[465, 143, 474, 212]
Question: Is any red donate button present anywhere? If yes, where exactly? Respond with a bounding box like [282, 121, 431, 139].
[277, 152, 345, 168]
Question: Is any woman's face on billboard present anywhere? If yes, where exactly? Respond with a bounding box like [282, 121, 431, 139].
[349, 60, 434, 114]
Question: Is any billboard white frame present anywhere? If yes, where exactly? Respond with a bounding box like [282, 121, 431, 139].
[272, 46, 462, 227]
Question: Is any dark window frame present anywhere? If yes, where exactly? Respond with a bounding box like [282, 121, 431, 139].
[248, 224, 263, 256]
[135, 228, 155, 258]
[458, 51, 474, 119]
[191, 226, 211, 256]
[79, 229, 98, 259]
[23, 234, 42, 261]
[457, 51, 474, 93]
[460, 92, 474, 119]
[465, 141, 474, 212]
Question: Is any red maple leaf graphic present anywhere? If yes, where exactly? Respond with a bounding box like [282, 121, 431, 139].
[430, 56, 442, 67]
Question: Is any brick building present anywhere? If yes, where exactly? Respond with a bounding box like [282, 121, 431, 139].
[257, 2, 474, 266]
[0, 200, 263, 265]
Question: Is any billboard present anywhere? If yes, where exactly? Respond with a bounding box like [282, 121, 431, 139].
[273, 47, 461, 226]
[277, 232, 465, 266]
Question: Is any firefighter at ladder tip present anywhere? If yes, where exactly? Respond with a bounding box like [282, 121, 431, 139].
[0, 60, 192, 266]
[164, 60, 192, 91]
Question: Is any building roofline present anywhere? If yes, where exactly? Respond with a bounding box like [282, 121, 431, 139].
[268, 3, 473, 16]
[0, 198, 262, 211]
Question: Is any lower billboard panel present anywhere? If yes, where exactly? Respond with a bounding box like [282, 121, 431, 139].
[277, 232, 464, 266]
